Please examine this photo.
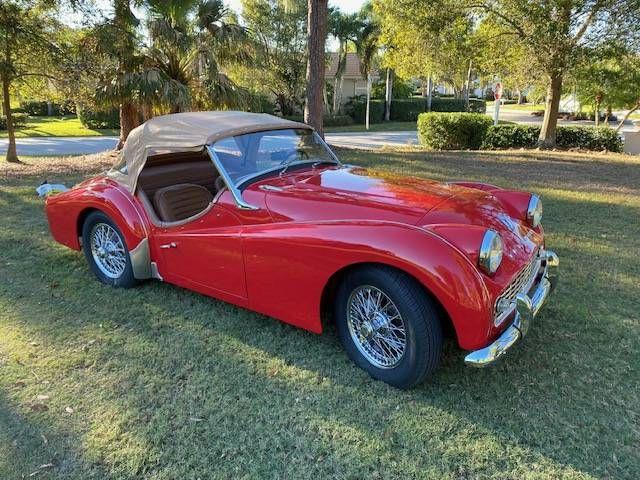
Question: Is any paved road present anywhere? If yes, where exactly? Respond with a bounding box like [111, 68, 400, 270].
[1, 112, 637, 155]
[0, 132, 419, 156]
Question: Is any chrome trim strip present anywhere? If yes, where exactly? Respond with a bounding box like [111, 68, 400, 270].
[129, 237, 152, 279]
[205, 145, 258, 210]
[464, 249, 559, 367]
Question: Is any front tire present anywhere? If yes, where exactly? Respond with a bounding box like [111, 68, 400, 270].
[335, 266, 443, 389]
[81, 211, 137, 288]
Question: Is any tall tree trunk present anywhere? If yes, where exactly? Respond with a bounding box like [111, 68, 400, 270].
[116, 101, 140, 150]
[464, 59, 472, 111]
[332, 77, 339, 115]
[426, 75, 433, 112]
[538, 72, 563, 148]
[304, 0, 328, 137]
[2, 75, 19, 163]
[142, 103, 153, 122]
[616, 102, 640, 132]
[384, 68, 393, 122]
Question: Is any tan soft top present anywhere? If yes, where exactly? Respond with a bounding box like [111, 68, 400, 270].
[108, 111, 310, 193]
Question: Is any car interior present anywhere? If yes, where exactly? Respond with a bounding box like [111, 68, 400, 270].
[136, 150, 226, 225]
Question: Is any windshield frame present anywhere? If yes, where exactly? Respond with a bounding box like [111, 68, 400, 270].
[210, 127, 342, 191]
[205, 127, 341, 210]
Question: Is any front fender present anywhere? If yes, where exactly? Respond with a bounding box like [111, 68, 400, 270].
[242, 220, 493, 348]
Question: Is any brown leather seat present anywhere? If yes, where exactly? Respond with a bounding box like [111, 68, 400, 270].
[138, 161, 218, 199]
[153, 183, 213, 222]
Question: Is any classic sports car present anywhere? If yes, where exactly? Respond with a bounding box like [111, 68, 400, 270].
[45, 111, 558, 388]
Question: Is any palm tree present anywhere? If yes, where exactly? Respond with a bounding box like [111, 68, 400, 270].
[328, 10, 360, 114]
[355, 2, 380, 128]
[93, 0, 151, 149]
[145, 0, 250, 114]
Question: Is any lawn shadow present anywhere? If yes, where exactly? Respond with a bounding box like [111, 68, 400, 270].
[1, 152, 639, 478]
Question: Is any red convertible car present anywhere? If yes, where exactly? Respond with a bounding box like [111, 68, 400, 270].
[45, 111, 558, 388]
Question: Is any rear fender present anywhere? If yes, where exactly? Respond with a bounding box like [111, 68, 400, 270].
[45, 177, 152, 278]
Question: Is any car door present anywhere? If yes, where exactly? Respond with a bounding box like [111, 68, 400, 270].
[152, 202, 247, 305]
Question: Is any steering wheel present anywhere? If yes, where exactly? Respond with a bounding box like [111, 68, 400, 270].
[280, 149, 309, 165]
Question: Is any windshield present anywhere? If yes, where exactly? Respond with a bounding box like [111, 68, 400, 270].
[211, 128, 337, 186]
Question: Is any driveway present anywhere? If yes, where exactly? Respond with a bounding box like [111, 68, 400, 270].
[0, 131, 419, 156]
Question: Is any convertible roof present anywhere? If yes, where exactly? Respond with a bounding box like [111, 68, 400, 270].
[109, 111, 310, 193]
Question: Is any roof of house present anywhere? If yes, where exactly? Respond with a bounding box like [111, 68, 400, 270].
[325, 52, 378, 79]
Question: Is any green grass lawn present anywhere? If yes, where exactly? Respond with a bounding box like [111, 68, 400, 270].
[1, 150, 639, 479]
[0, 116, 118, 138]
[487, 101, 545, 112]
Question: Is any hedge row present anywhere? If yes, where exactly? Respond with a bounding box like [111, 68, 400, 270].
[418, 113, 492, 150]
[0, 113, 29, 130]
[418, 113, 623, 152]
[283, 114, 354, 127]
[77, 106, 120, 129]
[20, 101, 76, 116]
[345, 97, 487, 123]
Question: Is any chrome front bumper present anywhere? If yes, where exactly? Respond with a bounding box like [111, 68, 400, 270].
[464, 249, 559, 367]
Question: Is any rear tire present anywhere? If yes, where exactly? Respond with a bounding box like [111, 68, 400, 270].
[334, 265, 443, 389]
[81, 211, 137, 288]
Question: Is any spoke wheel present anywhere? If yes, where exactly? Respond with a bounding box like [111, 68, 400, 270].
[89, 223, 127, 278]
[347, 285, 407, 369]
[81, 211, 137, 288]
[335, 265, 443, 389]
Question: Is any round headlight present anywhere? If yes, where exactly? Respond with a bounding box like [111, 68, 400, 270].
[527, 194, 543, 228]
[479, 230, 503, 275]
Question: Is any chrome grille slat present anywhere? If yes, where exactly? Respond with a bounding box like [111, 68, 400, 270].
[494, 251, 542, 326]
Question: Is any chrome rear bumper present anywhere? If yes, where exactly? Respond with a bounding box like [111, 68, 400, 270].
[464, 250, 559, 367]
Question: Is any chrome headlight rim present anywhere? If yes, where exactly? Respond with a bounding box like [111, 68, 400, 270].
[479, 229, 503, 275]
[527, 194, 543, 228]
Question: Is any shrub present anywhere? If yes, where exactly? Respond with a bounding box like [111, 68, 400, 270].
[346, 96, 486, 123]
[390, 98, 428, 121]
[482, 124, 623, 152]
[417, 112, 493, 150]
[481, 125, 540, 149]
[0, 113, 29, 130]
[247, 94, 276, 115]
[343, 96, 385, 123]
[556, 126, 622, 152]
[283, 114, 354, 127]
[20, 100, 76, 116]
[77, 106, 120, 129]
[371, 77, 414, 100]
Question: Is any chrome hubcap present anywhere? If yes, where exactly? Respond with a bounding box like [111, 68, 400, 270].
[347, 285, 407, 369]
[90, 223, 126, 278]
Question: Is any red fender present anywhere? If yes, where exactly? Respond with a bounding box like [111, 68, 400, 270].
[241, 220, 494, 349]
[45, 176, 152, 277]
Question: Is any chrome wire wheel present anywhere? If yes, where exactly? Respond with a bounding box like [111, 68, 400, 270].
[346, 285, 407, 369]
[89, 223, 127, 279]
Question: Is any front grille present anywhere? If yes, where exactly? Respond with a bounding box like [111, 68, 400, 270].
[494, 251, 541, 325]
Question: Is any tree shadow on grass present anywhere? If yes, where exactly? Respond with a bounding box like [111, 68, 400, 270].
[2, 150, 640, 478]
[1, 177, 639, 478]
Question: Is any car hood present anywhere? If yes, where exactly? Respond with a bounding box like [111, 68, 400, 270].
[256, 164, 541, 272]
[260, 165, 463, 224]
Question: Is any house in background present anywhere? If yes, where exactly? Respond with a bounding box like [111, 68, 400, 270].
[325, 52, 380, 107]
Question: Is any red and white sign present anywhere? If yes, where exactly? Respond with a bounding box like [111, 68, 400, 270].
[493, 82, 503, 100]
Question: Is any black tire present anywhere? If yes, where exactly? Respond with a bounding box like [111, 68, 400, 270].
[334, 265, 443, 389]
[81, 211, 137, 288]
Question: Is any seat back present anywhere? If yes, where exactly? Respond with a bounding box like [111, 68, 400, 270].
[153, 183, 214, 223]
[138, 160, 218, 199]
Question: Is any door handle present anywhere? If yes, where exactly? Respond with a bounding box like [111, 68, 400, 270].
[160, 242, 177, 249]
